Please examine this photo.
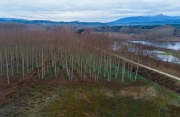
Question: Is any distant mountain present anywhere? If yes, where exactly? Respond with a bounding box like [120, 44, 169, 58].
[0, 18, 107, 27]
[1, 14, 180, 26]
[109, 14, 180, 25]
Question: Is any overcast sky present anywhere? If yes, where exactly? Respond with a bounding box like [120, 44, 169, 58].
[0, 0, 180, 22]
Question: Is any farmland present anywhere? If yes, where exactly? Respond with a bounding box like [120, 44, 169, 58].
[0, 24, 180, 117]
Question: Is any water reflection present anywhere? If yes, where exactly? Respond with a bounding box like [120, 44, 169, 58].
[131, 41, 180, 50]
[112, 41, 180, 64]
[146, 50, 180, 64]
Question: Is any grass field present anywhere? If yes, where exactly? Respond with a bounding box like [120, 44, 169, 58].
[1, 70, 180, 117]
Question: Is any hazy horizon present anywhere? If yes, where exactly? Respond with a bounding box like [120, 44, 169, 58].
[0, 0, 180, 22]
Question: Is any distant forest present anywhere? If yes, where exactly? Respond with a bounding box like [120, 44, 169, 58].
[93, 25, 180, 40]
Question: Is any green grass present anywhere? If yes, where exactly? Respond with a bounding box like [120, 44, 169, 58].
[39, 86, 180, 117]
[1, 84, 180, 117]
[164, 51, 180, 58]
[1, 58, 180, 117]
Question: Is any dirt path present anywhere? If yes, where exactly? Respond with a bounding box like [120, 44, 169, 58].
[113, 53, 180, 80]
[77, 39, 180, 81]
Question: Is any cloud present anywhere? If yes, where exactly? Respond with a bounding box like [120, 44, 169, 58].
[0, 0, 180, 22]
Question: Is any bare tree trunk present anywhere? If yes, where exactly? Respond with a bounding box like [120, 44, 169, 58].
[22, 53, 25, 78]
[5, 49, 10, 84]
[10, 54, 14, 77]
[0, 50, 3, 75]
[135, 58, 139, 81]
[122, 61, 126, 82]
[130, 63, 133, 79]
[41, 52, 44, 79]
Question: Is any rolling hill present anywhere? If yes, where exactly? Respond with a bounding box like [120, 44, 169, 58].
[1, 14, 180, 26]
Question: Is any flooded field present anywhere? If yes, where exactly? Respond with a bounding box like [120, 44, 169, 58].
[112, 41, 180, 64]
[131, 41, 180, 51]
[144, 50, 180, 63]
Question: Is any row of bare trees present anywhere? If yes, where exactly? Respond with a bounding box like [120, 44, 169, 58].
[0, 26, 140, 85]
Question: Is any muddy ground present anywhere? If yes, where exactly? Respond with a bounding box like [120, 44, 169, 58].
[0, 68, 146, 107]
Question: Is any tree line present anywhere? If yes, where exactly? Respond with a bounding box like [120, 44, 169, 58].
[0, 25, 140, 85]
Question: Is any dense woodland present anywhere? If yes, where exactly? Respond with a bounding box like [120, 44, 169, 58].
[0, 23, 180, 85]
[93, 25, 180, 40]
[0, 24, 141, 85]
